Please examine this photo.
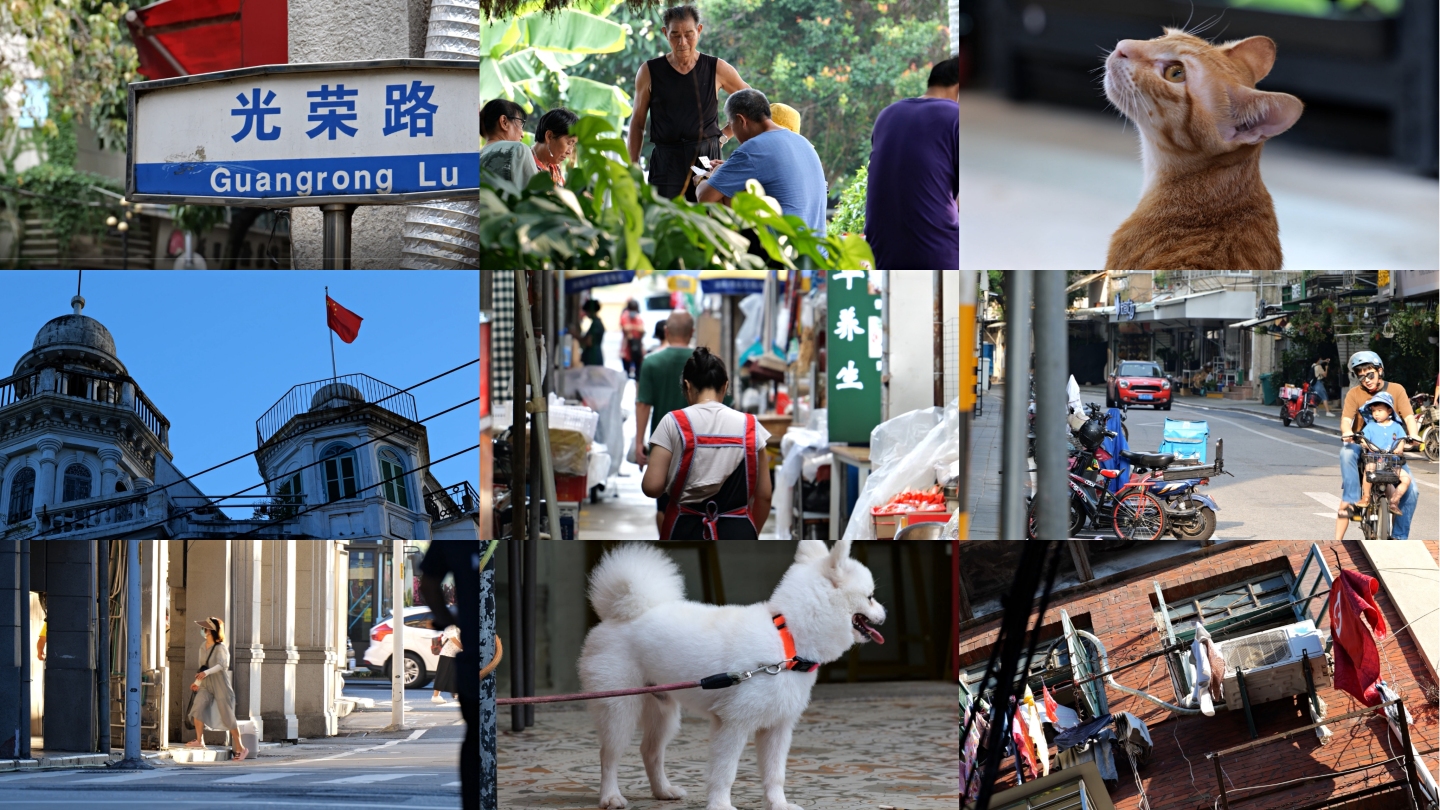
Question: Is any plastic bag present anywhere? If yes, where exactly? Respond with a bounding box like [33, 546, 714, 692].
[558, 366, 628, 478]
[941, 509, 960, 540]
[843, 398, 960, 541]
[774, 424, 830, 540]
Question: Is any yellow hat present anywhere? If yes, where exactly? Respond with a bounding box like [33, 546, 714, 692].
[770, 103, 801, 134]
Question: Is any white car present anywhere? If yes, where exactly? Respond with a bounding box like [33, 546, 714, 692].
[362, 605, 443, 688]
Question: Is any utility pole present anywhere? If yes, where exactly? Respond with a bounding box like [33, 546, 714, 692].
[1000, 271, 1033, 540]
[390, 537, 405, 730]
[1033, 271, 1069, 540]
[112, 538, 151, 769]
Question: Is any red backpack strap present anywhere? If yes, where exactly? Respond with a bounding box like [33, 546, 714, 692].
[659, 410, 697, 540]
[744, 413, 760, 531]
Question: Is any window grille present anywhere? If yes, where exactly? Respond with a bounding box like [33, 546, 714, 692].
[62, 463, 92, 502]
[7, 467, 35, 524]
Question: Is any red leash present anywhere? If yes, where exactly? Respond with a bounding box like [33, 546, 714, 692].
[494, 658, 806, 706]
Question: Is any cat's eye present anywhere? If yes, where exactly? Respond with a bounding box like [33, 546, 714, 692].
[1164, 63, 1185, 83]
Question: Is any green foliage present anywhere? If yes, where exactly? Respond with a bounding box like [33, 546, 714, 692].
[479, 114, 875, 269]
[169, 204, 226, 238]
[47, 115, 77, 169]
[2, 0, 139, 152]
[1279, 298, 1338, 385]
[829, 161, 867, 237]
[576, 0, 950, 189]
[13, 161, 120, 255]
[1366, 304, 1438, 393]
[482, 7, 634, 129]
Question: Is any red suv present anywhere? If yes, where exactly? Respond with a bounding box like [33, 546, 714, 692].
[1107, 361, 1172, 410]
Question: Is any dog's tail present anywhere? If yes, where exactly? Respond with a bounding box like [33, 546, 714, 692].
[587, 543, 684, 623]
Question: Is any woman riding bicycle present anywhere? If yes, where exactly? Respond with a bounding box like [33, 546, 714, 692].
[1334, 351, 1424, 540]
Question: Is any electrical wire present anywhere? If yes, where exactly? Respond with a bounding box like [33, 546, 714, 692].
[26, 358, 479, 536]
[34, 394, 478, 541]
[231, 443, 479, 537]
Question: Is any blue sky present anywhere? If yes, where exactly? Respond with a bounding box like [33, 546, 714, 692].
[0, 270, 478, 517]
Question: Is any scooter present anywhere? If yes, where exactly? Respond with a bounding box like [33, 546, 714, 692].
[1279, 382, 1319, 428]
[1411, 393, 1438, 463]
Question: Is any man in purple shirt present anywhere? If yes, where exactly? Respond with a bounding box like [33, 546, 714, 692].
[865, 57, 959, 269]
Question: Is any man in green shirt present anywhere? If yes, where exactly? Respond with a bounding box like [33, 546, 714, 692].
[635, 310, 733, 534]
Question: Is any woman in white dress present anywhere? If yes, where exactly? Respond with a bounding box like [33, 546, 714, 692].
[187, 617, 248, 761]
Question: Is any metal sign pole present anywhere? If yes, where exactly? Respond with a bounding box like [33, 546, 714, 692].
[322, 204, 355, 270]
[390, 537, 405, 730]
[114, 538, 152, 769]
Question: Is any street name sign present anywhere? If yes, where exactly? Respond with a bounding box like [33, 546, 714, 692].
[128, 59, 479, 207]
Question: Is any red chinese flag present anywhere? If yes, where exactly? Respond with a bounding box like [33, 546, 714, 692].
[1042, 684, 1060, 724]
[327, 295, 363, 344]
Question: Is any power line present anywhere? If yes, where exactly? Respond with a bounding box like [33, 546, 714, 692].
[31, 394, 480, 541]
[25, 358, 478, 534]
[231, 443, 480, 538]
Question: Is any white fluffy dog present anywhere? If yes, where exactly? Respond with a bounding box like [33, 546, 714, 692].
[579, 539, 886, 810]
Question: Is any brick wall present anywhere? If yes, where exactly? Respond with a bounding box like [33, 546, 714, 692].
[961, 541, 1439, 810]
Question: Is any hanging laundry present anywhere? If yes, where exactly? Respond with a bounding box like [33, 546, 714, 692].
[1186, 621, 1226, 715]
[1043, 684, 1060, 724]
[1012, 702, 1039, 781]
[1330, 568, 1388, 706]
[1021, 685, 1051, 777]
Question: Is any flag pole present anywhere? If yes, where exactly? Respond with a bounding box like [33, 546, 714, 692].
[327, 286, 338, 383]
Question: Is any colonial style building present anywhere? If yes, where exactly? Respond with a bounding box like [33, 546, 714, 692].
[0, 294, 477, 758]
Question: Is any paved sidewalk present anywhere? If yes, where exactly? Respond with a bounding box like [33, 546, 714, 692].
[496, 681, 957, 810]
[967, 384, 1005, 540]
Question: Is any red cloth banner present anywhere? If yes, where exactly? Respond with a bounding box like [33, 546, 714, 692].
[327, 295, 363, 344]
[1329, 568, 1388, 706]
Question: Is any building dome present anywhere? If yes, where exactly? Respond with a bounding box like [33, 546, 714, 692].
[13, 295, 126, 375]
[310, 382, 366, 412]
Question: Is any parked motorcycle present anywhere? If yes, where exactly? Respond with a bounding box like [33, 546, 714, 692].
[1279, 382, 1319, 428]
[1143, 442, 1227, 542]
[1411, 393, 1438, 463]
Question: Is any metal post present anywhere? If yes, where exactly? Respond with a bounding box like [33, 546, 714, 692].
[1397, 698, 1421, 810]
[513, 273, 528, 547]
[1236, 668, 1257, 739]
[390, 537, 405, 730]
[956, 270, 976, 539]
[522, 517, 536, 727]
[1000, 271, 1033, 540]
[19, 538, 30, 760]
[1033, 270, 1068, 540]
[114, 538, 151, 769]
[1211, 754, 1229, 810]
[934, 270, 946, 407]
[513, 268, 562, 540]
[507, 536, 524, 733]
[321, 204, 355, 270]
[97, 539, 110, 757]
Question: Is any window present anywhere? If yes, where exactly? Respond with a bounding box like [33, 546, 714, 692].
[7, 468, 35, 524]
[322, 445, 358, 503]
[961, 612, 1103, 722]
[274, 472, 302, 519]
[403, 610, 432, 629]
[62, 463, 92, 502]
[378, 450, 410, 509]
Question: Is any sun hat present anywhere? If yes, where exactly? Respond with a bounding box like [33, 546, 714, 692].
[1362, 391, 1396, 414]
[770, 103, 801, 134]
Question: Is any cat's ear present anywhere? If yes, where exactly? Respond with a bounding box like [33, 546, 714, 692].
[1220, 36, 1278, 84]
[1223, 86, 1302, 145]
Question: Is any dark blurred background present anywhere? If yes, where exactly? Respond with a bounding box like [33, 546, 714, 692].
[959, 0, 1437, 175]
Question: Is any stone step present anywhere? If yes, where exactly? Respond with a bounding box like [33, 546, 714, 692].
[169, 747, 232, 763]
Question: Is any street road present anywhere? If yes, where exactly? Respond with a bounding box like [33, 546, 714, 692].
[1096, 395, 1439, 541]
[0, 681, 467, 810]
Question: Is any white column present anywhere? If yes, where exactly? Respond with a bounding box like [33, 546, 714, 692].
[293, 540, 339, 737]
[259, 540, 298, 741]
[98, 449, 122, 498]
[230, 540, 266, 742]
[390, 537, 405, 729]
[35, 438, 62, 510]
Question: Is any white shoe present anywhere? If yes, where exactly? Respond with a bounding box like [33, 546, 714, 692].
[431, 695, 444, 703]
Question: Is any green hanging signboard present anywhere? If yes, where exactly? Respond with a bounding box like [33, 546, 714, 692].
[827, 270, 883, 444]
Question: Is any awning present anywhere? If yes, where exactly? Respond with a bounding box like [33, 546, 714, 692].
[562, 270, 636, 295]
[126, 0, 287, 80]
[1232, 312, 1288, 329]
[699, 269, 788, 296]
[1065, 271, 1108, 294]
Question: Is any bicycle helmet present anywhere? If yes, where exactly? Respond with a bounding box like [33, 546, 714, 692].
[1075, 417, 1105, 450]
[1348, 351, 1383, 374]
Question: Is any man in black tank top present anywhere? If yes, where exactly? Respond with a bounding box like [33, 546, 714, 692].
[626, 4, 750, 202]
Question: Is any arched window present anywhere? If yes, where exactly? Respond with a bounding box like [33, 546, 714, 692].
[321, 444, 358, 503]
[7, 468, 36, 524]
[378, 450, 410, 509]
[62, 463, 92, 502]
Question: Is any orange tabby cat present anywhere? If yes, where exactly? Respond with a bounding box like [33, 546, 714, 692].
[1103, 29, 1303, 270]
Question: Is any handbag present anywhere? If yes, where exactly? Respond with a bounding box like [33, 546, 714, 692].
[184, 644, 217, 719]
[430, 634, 443, 656]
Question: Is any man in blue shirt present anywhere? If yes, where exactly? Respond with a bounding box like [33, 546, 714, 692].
[697, 88, 829, 236]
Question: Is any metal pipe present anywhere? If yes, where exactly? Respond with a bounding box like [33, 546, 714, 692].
[1033, 270, 1068, 540]
[479, 548, 497, 810]
[999, 271, 1032, 540]
[956, 271, 976, 538]
[523, 511, 537, 727]
[97, 539, 110, 757]
[513, 268, 562, 540]
[934, 270, 945, 407]
[321, 204, 354, 270]
[507, 537, 524, 733]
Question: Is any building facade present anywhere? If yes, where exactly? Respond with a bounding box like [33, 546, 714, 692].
[0, 295, 476, 757]
[960, 540, 1438, 810]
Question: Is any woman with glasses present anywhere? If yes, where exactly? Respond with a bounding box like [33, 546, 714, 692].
[1334, 351, 1424, 539]
[480, 99, 537, 194]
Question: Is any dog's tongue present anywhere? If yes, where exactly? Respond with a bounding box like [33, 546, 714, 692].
[859, 619, 884, 644]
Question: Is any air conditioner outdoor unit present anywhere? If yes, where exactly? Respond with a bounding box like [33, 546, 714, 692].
[1215, 620, 1330, 712]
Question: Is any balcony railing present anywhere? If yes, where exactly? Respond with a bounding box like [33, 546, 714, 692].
[256, 373, 418, 446]
[39, 491, 152, 534]
[0, 364, 170, 446]
[424, 481, 476, 523]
